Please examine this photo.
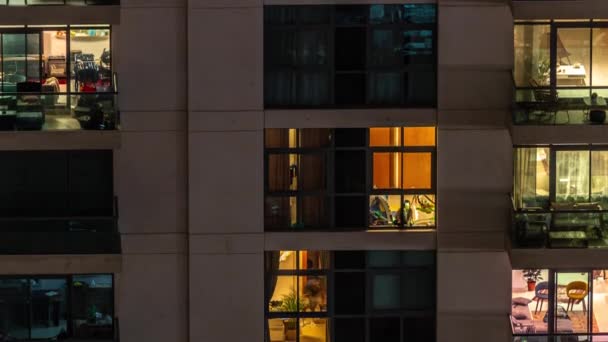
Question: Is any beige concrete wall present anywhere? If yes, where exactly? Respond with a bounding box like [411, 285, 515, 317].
[187, 1, 265, 342]
[437, 1, 513, 341]
[117, 1, 188, 341]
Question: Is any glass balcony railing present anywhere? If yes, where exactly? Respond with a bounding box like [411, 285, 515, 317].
[513, 88, 608, 126]
[0, 197, 120, 254]
[0, 92, 118, 130]
[511, 314, 608, 341]
[0, 0, 119, 5]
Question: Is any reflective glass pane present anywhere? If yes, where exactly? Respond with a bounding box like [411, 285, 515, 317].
[269, 275, 299, 312]
[514, 25, 551, 87]
[298, 30, 327, 65]
[296, 71, 329, 105]
[369, 195, 401, 228]
[277, 250, 297, 270]
[70, 29, 111, 92]
[555, 272, 589, 334]
[335, 151, 366, 193]
[298, 154, 326, 191]
[403, 194, 435, 227]
[370, 127, 401, 147]
[403, 152, 432, 189]
[593, 28, 608, 86]
[556, 151, 590, 203]
[265, 196, 296, 229]
[373, 152, 401, 189]
[556, 28, 590, 87]
[335, 318, 365, 342]
[30, 278, 68, 339]
[514, 148, 551, 209]
[300, 318, 329, 342]
[592, 151, 608, 206]
[511, 269, 549, 335]
[267, 154, 296, 192]
[368, 72, 401, 105]
[71, 275, 113, 339]
[299, 251, 329, 270]
[370, 317, 400, 342]
[401, 30, 434, 64]
[404, 127, 435, 146]
[298, 275, 327, 312]
[402, 269, 434, 309]
[334, 272, 365, 314]
[370, 29, 396, 66]
[0, 279, 29, 339]
[368, 251, 401, 267]
[593, 269, 608, 332]
[372, 274, 400, 309]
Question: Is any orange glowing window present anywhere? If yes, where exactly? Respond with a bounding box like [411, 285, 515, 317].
[373, 152, 401, 189]
[370, 127, 400, 146]
[403, 152, 432, 189]
[404, 127, 435, 146]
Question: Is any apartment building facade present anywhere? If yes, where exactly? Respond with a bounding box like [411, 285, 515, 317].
[3, 0, 608, 342]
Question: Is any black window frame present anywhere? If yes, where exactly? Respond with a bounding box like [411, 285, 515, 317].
[0, 273, 116, 341]
[264, 250, 437, 342]
[264, 128, 436, 231]
[264, 4, 438, 109]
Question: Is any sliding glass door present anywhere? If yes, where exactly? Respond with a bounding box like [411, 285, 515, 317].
[1, 31, 42, 92]
[554, 271, 590, 335]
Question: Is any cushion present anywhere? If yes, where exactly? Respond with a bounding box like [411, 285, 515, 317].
[512, 297, 532, 306]
[512, 305, 531, 320]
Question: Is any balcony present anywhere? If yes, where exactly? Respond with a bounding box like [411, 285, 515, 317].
[0, 90, 119, 131]
[512, 209, 608, 249]
[0, 0, 119, 5]
[513, 20, 608, 126]
[0, 197, 120, 255]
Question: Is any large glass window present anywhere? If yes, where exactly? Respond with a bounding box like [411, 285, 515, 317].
[0, 274, 114, 341]
[513, 146, 608, 208]
[265, 127, 436, 231]
[513, 146, 608, 249]
[266, 250, 436, 342]
[0, 25, 116, 131]
[515, 21, 608, 102]
[264, 4, 437, 108]
[511, 269, 608, 338]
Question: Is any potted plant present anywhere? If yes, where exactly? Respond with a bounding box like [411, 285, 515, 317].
[279, 289, 303, 341]
[522, 269, 543, 291]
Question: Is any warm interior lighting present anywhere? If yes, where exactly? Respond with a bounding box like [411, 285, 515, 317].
[403, 153, 432, 189]
[404, 127, 435, 146]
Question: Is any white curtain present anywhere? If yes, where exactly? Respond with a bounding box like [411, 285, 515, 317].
[556, 151, 590, 202]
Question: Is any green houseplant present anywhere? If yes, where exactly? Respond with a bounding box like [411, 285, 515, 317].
[522, 269, 543, 291]
[279, 289, 303, 341]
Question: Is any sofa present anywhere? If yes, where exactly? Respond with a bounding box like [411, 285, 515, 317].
[511, 297, 574, 335]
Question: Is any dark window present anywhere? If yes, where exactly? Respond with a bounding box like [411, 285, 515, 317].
[265, 128, 436, 231]
[265, 250, 436, 342]
[264, 4, 437, 108]
[0, 274, 114, 341]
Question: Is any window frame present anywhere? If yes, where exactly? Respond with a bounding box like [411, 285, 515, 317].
[264, 128, 437, 231]
[265, 250, 437, 342]
[514, 20, 608, 99]
[0, 273, 115, 341]
[264, 4, 438, 109]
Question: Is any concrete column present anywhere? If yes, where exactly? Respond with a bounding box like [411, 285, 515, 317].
[117, 0, 188, 341]
[436, 1, 514, 341]
[187, 1, 264, 341]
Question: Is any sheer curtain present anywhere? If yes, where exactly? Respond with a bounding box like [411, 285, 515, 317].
[556, 151, 590, 203]
[514, 148, 536, 208]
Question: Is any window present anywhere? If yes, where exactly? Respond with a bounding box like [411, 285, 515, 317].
[0, 150, 118, 254]
[512, 146, 608, 249]
[514, 21, 608, 102]
[511, 269, 608, 338]
[0, 274, 114, 341]
[264, 4, 437, 108]
[265, 250, 436, 342]
[0, 25, 116, 131]
[265, 127, 436, 231]
[514, 146, 608, 208]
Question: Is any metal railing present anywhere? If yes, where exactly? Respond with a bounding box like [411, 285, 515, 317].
[0, 196, 120, 254]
